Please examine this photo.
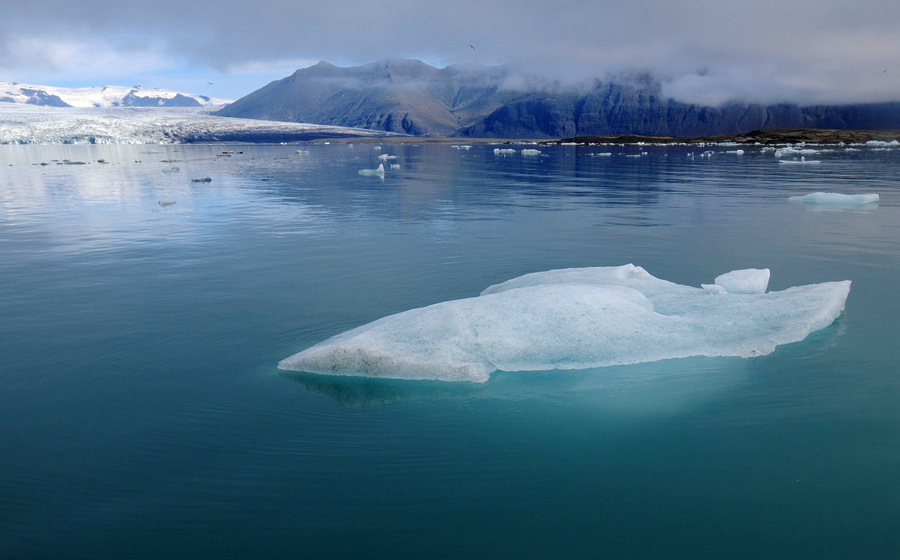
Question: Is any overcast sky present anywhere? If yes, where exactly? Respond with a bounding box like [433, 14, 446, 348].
[2, 0, 898, 105]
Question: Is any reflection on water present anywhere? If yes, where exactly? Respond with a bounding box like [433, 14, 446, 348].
[283, 354, 757, 415]
[2, 142, 899, 560]
[281, 370, 486, 406]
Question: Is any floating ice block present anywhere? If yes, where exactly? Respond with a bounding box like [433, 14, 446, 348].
[279, 265, 851, 382]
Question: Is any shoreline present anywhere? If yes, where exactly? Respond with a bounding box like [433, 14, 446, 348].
[332, 128, 900, 146]
[556, 128, 900, 146]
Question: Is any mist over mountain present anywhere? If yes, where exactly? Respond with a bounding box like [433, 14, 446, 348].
[216, 59, 900, 138]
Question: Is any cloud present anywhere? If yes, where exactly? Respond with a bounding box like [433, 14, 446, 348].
[0, 33, 176, 86]
[2, 0, 900, 104]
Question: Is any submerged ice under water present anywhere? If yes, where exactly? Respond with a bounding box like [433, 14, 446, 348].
[279, 264, 851, 382]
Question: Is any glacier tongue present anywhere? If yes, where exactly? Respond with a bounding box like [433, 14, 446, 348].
[0, 105, 389, 144]
[278, 265, 851, 383]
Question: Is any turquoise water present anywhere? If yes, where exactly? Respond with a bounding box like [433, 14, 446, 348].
[1, 142, 899, 559]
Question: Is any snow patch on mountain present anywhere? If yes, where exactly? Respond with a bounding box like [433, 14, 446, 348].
[0, 81, 231, 108]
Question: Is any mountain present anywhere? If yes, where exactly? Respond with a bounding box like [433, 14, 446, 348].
[216, 59, 526, 136]
[216, 59, 900, 138]
[0, 81, 230, 108]
[464, 87, 900, 138]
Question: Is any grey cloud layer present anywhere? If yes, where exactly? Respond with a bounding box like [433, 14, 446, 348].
[3, 0, 899, 104]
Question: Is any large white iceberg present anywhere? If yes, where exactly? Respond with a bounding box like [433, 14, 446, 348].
[279, 265, 851, 383]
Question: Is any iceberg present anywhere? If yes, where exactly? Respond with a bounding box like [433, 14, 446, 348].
[279, 265, 851, 383]
[358, 163, 385, 177]
[788, 192, 880, 206]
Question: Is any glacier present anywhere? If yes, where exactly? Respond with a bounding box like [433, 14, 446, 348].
[278, 264, 851, 383]
[0, 105, 392, 145]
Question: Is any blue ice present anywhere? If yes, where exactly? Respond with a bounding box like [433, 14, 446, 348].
[279, 265, 851, 382]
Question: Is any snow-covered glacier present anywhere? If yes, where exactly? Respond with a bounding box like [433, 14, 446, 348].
[0, 105, 392, 144]
[278, 264, 852, 383]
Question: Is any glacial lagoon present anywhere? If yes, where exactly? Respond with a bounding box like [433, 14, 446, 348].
[1, 141, 899, 558]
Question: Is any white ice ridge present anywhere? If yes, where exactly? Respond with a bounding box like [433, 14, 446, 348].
[788, 192, 880, 206]
[278, 264, 851, 383]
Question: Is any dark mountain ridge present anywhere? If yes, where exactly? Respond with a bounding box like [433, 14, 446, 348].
[217, 59, 523, 136]
[216, 59, 900, 138]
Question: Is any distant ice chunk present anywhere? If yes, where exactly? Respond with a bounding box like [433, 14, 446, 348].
[279, 265, 851, 383]
[358, 163, 385, 177]
[521, 149, 542, 156]
[865, 140, 899, 147]
[779, 157, 821, 164]
[774, 147, 821, 158]
[788, 192, 879, 206]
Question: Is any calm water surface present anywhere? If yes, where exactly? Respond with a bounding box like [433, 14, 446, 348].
[1, 142, 899, 559]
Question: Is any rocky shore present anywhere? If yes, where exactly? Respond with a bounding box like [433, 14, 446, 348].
[557, 128, 900, 145]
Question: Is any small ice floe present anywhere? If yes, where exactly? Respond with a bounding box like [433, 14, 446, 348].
[494, 148, 516, 155]
[788, 192, 879, 207]
[774, 146, 823, 160]
[377, 154, 398, 161]
[358, 163, 385, 177]
[865, 140, 900, 147]
[451, 145, 473, 150]
[390, 163, 401, 170]
[279, 264, 851, 383]
[521, 148, 542, 156]
[191, 177, 212, 183]
[589, 152, 613, 157]
[158, 200, 176, 207]
[779, 156, 821, 164]
[725, 149, 745, 155]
